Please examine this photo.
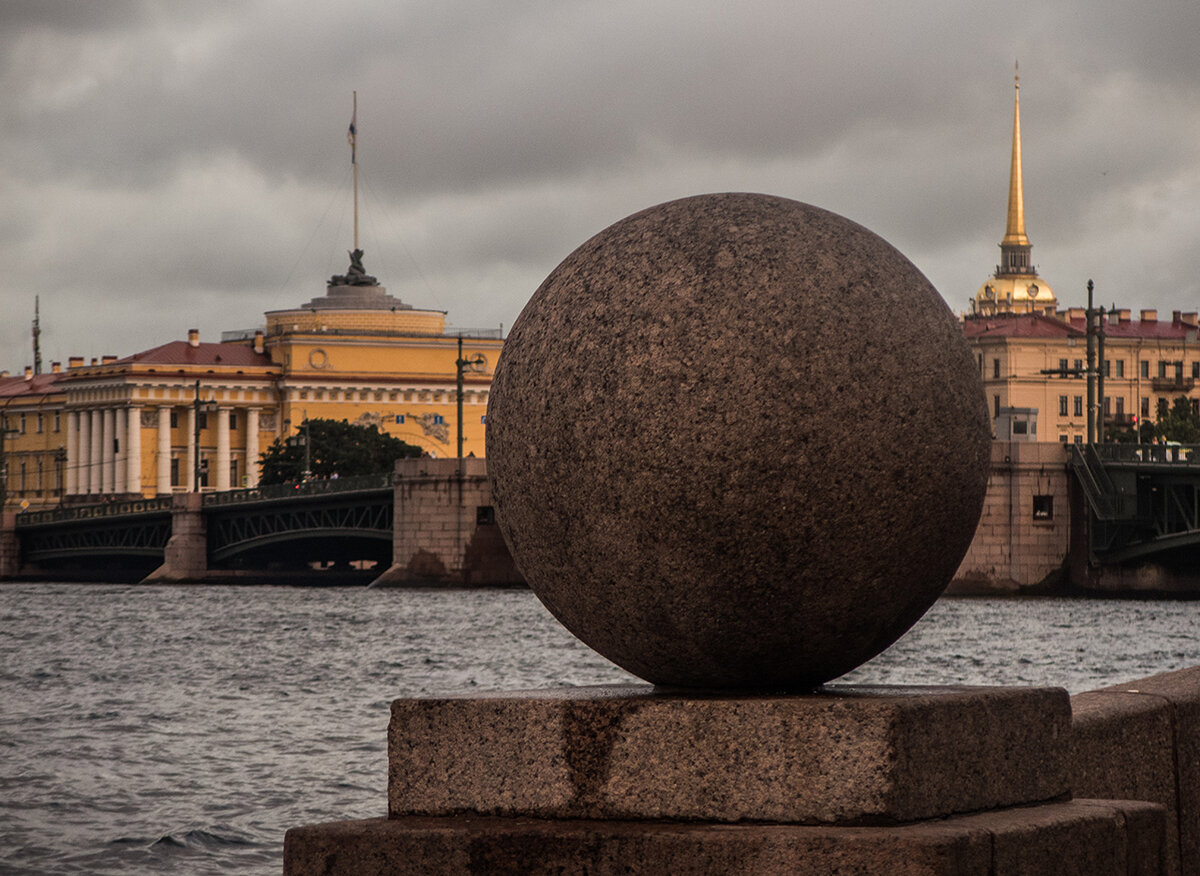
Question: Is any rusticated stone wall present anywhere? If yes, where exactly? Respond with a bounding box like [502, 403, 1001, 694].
[371, 458, 521, 587]
[950, 440, 1072, 594]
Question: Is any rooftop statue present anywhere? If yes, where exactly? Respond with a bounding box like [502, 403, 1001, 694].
[329, 249, 378, 286]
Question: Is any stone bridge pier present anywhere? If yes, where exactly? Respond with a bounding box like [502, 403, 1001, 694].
[370, 458, 521, 588]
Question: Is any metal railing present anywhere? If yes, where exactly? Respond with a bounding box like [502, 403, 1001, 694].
[201, 473, 394, 507]
[16, 496, 174, 527]
[1090, 443, 1200, 465]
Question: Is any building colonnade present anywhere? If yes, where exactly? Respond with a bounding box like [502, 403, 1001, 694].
[65, 405, 263, 497]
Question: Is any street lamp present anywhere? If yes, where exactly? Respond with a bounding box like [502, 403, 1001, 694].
[455, 337, 486, 461]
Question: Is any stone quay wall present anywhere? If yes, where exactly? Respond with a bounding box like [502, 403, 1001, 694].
[370, 458, 522, 588]
[950, 440, 1073, 594]
[284, 664, 1200, 874]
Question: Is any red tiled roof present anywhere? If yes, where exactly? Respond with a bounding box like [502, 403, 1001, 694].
[961, 314, 1084, 339]
[1064, 317, 1195, 340]
[0, 372, 66, 400]
[112, 341, 274, 368]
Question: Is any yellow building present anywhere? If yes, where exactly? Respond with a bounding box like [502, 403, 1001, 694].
[963, 74, 1200, 442]
[0, 367, 68, 509]
[967, 308, 1200, 443]
[1, 250, 502, 511]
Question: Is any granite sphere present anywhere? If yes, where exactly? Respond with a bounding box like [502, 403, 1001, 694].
[486, 193, 990, 690]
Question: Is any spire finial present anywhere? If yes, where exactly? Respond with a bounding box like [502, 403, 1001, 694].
[1002, 66, 1030, 250]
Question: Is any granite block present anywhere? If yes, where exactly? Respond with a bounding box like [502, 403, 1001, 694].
[1092, 666, 1200, 876]
[388, 683, 1070, 824]
[1070, 689, 1178, 874]
[284, 800, 1163, 876]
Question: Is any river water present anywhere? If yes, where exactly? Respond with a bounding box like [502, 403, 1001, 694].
[3, 583, 1200, 875]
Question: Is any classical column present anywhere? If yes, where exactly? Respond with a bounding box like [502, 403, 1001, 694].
[89, 409, 102, 494]
[100, 408, 115, 494]
[66, 411, 79, 495]
[113, 408, 127, 495]
[245, 408, 260, 488]
[186, 406, 197, 491]
[216, 407, 231, 491]
[156, 406, 172, 496]
[125, 406, 141, 495]
[77, 411, 90, 495]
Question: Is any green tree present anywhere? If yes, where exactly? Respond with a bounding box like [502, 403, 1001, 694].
[258, 418, 422, 485]
[1152, 396, 1200, 444]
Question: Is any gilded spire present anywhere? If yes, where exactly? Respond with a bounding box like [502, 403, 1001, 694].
[1002, 64, 1029, 248]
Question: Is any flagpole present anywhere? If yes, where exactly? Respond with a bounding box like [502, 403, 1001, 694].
[351, 91, 358, 251]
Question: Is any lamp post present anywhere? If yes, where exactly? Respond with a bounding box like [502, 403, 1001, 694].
[455, 338, 486, 461]
[287, 418, 311, 482]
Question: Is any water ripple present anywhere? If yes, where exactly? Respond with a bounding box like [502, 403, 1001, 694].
[4, 584, 1200, 873]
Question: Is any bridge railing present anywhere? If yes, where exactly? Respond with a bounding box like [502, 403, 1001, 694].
[16, 496, 175, 527]
[201, 473, 394, 507]
[1092, 443, 1200, 465]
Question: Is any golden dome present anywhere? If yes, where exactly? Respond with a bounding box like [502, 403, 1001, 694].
[974, 275, 1057, 314]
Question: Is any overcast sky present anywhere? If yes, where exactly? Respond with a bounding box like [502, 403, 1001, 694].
[3, 0, 1199, 374]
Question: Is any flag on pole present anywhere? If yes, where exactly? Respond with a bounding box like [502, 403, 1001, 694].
[347, 100, 357, 165]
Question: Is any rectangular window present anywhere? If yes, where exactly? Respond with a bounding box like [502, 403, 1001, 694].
[1104, 360, 1111, 378]
[1159, 361, 1169, 378]
[1104, 396, 1112, 416]
[170, 411, 179, 429]
[476, 505, 496, 525]
[1033, 495, 1054, 521]
[992, 358, 1000, 379]
[1058, 358, 1068, 376]
[433, 414, 445, 425]
[1013, 421, 1028, 435]
[1142, 397, 1151, 418]
[1194, 362, 1199, 379]
[1074, 435, 1084, 444]
[229, 459, 239, 487]
[1059, 396, 1068, 416]
[229, 412, 238, 431]
[197, 411, 208, 430]
[170, 457, 180, 487]
[395, 414, 405, 424]
[1116, 397, 1125, 416]
[19, 414, 26, 434]
[53, 412, 61, 432]
[481, 415, 488, 424]
[1141, 361, 1150, 378]
[1073, 396, 1083, 417]
[1116, 360, 1125, 378]
[36, 413, 43, 434]
[978, 353, 983, 375]
[1073, 359, 1083, 378]
[994, 395, 1000, 418]
[1059, 434, 1069, 443]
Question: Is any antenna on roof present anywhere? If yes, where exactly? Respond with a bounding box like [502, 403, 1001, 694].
[31, 296, 42, 376]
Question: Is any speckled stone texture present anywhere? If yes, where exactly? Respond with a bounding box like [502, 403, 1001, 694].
[283, 800, 1166, 876]
[387, 684, 1070, 825]
[486, 192, 990, 689]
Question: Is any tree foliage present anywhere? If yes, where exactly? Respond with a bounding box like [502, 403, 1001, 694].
[258, 418, 422, 485]
[1153, 396, 1200, 444]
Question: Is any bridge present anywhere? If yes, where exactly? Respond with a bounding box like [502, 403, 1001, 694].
[3, 459, 520, 586]
[1070, 442, 1200, 566]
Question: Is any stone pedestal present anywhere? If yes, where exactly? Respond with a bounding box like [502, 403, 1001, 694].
[284, 684, 1167, 875]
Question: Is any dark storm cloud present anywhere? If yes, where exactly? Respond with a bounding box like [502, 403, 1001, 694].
[2, 0, 1199, 370]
